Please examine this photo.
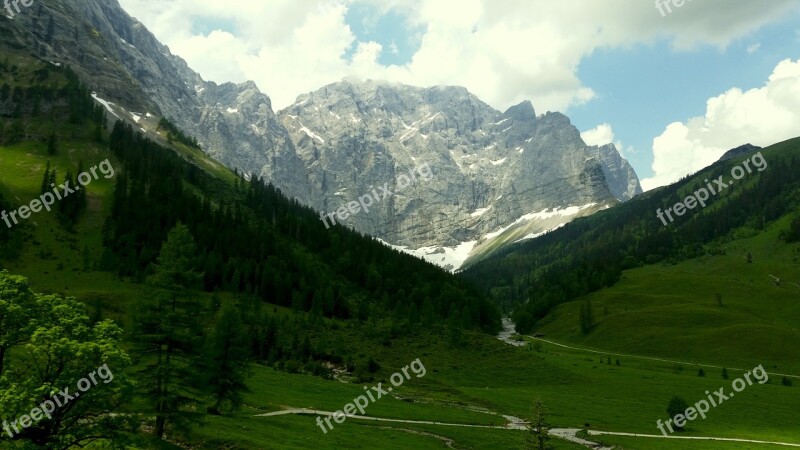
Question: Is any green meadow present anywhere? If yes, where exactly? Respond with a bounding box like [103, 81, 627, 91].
[2, 52, 799, 449]
[4, 123, 800, 450]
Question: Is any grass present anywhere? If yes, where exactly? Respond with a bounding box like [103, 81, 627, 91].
[176, 328, 799, 449]
[4, 133, 800, 449]
[153, 303, 799, 450]
[533, 214, 800, 374]
[2, 53, 799, 449]
[592, 435, 796, 450]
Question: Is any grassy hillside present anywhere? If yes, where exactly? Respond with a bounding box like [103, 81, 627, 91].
[182, 326, 799, 449]
[464, 138, 800, 320]
[2, 49, 799, 450]
[532, 216, 800, 373]
[459, 137, 800, 447]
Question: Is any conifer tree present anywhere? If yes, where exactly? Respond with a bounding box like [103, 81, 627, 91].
[133, 223, 204, 439]
[40, 160, 51, 195]
[525, 398, 550, 450]
[47, 131, 57, 155]
[201, 303, 251, 414]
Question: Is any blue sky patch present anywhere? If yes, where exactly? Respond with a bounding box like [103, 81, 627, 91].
[568, 11, 800, 176]
[344, 3, 425, 66]
[191, 17, 237, 36]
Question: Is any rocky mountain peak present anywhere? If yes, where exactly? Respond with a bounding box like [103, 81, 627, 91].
[277, 80, 641, 268]
[503, 100, 536, 122]
[3, 0, 643, 270]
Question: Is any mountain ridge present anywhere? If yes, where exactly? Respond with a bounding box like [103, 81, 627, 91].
[1, 0, 642, 270]
[278, 78, 642, 268]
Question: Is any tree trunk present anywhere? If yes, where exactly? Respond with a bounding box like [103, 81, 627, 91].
[155, 414, 165, 439]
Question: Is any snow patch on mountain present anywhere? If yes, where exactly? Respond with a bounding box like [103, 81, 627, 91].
[378, 239, 478, 272]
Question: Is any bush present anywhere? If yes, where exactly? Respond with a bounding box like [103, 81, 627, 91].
[367, 357, 381, 373]
[284, 359, 301, 374]
[783, 216, 800, 243]
[667, 396, 690, 431]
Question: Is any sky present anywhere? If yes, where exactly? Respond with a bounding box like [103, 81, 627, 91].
[117, 0, 800, 191]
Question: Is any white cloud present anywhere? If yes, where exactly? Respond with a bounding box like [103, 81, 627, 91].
[581, 123, 634, 158]
[582, 124, 615, 147]
[641, 58, 800, 191]
[117, 0, 798, 112]
[171, 30, 248, 83]
[747, 43, 761, 53]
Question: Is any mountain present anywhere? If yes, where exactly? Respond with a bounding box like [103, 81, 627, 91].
[279, 80, 642, 269]
[0, 0, 311, 199]
[463, 139, 800, 329]
[4, 4, 800, 450]
[1, 0, 642, 271]
[718, 143, 762, 162]
[0, 44, 503, 448]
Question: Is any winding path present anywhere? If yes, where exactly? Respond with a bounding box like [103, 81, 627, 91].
[549, 428, 613, 449]
[525, 335, 800, 380]
[587, 429, 800, 448]
[257, 325, 800, 449]
[256, 408, 522, 429]
[257, 409, 800, 448]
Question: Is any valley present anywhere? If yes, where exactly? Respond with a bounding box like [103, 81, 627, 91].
[2, 1, 800, 449]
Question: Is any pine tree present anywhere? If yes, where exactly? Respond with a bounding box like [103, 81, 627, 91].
[61, 169, 86, 224]
[58, 170, 74, 220]
[41, 160, 51, 195]
[47, 131, 58, 155]
[134, 223, 205, 439]
[201, 304, 250, 414]
[525, 398, 550, 450]
[47, 167, 57, 191]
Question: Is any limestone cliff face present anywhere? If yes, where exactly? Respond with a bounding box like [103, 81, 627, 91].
[277, 80, 640, 268]
[1, 0, 310, 201]
[2, 0, 642, 269]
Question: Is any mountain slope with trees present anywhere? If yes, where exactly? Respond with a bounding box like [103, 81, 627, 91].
[0, 49, 500, 447]
[463, 138, 800, 333]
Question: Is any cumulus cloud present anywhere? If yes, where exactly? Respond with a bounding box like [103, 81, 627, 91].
[117, 0, 798, 112]
[641, 58, 800, 191]
[582, 124, 615, 147]
[581, 123, 634, 158]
